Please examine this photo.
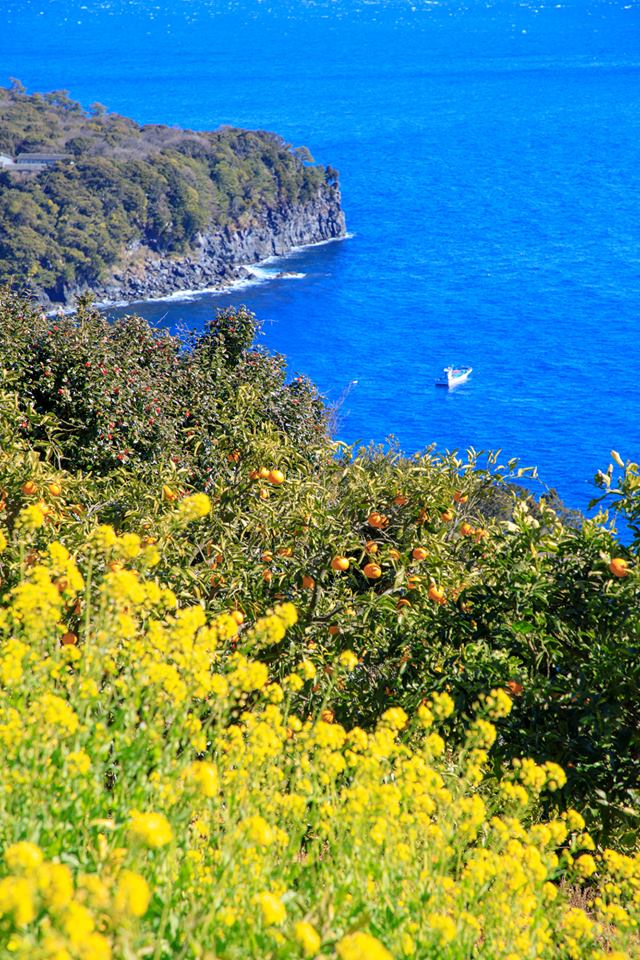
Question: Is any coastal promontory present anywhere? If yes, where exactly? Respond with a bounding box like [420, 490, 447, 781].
[0, 84, 346, 306]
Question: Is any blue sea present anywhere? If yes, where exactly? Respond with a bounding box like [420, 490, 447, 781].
[3, 0, 640, 514]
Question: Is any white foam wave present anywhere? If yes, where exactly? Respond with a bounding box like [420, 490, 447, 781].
[53, 231, 352, 312]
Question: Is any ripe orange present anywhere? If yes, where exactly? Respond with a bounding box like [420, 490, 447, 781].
[162, 485, 178, 501]
[227, 449, 241, 463]
[277, 546, 293, 558]
[331, 556, 350, 572]
[268, 469, 285, 485]
[394, 495, 409, 506]
[406, 575, 421, 590]
[506, 680, 524, 696]
[262, 569, 273, 583]
[412, 546, 428, 561]
[261, 551, 273, 563]
[302, 575, 315, 590]
[249, 469, 260, 480]
[363, 562, 382, 580]
[367, 512, 388, 529]
[259, 467, 270, 479]
[460, 522, 474, 537]
[231, 610, 245, 625]
[365, 540, 379, 554]
[328, 624, 340, 636]
[321, 709, 335, 723]
[609, 557, 629, 578]
[428, 584, 446, 605]
[61, 632, 78, 646]
[397, 598, 411, 610]
[21, 481, 37, 496]
[48, 481, 62, 497]
[258, 488, 269, 500]
[441, 509, 454, 523]
[453, 491, 468, 504]
[388, 548, 401, 561]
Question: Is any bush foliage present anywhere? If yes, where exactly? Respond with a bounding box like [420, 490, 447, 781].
[0, 288, 639, 957]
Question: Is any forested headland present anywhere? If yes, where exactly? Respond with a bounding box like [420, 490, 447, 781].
[0, 83, 344, 304]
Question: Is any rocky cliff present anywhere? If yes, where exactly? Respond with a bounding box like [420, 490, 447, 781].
[65, 184, 346, 307]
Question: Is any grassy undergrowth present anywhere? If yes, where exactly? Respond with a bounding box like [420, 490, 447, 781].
[0, 289, 639, 958]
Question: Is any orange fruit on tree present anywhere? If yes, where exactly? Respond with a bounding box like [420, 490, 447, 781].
[262, 569, 273, 583]
[48, 481, 62, 497]
[61, 632, 78, 646]
[321, 709, 335, 724]
[388, 548, 401, 561]
[231, 610, 245, 625]
[441, 509, 454, 523]
[162, 484, 178, 501]
[609, 557, 629, 578]
[412, 546, 428, 561]
[259, 467, 270, 479]
[460, 522, 474, 537]
[331, 556, 350, 572]
[453, 491, 468, 504]
[397, 598, 411, 610]
[367, 512, 388, 529]
[21, 481, 37, 496]
[302, 575, 315, 590]
[268, 469, 285, 485]
[428, 584, 446, 605]
[394, 495, 408, 506]
[249, 469, 260, 480]
[328, 624, 340, 636]
[259, 488, 269, 500]
[407, 575, 421, 590]
[277, 546, 293, 558]
[363, 562, 382, 580]
[227, 450, 241, 463]
[261, 551, 273, 563]
[365, 540, 379, 554]
[506, 680, 524, 696]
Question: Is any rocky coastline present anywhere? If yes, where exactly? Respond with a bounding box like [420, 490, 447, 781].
[44, 186, 346, 308]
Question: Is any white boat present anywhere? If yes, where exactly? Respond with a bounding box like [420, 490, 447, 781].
[435, 365, 472, 388]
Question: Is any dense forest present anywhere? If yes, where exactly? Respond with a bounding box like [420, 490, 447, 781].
[0, 82, 339, 301]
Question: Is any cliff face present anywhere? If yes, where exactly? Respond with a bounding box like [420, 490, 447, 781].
[51, 184, 346, 307]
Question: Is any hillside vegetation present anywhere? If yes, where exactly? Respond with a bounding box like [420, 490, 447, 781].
[0, 84, 337, 301]
[0, 287, 639, 958]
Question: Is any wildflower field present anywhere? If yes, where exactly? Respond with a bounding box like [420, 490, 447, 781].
[0, 289, 639, 958]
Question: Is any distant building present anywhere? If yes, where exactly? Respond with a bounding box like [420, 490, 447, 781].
[0, 152, 71, 174]
[15, 152, 69, 165]
[11, 152, 69, 172]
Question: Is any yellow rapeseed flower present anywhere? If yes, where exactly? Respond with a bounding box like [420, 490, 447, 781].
[114, 869, 151, 917]
[129, 811, 173, 848]
[255, 891, 286, 925]
[177, 492, 211, 521]
[336, 932, 393, 960]
[294, 920, 321, 956]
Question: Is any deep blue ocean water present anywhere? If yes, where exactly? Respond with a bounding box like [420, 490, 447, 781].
[3, 0, 640, 513]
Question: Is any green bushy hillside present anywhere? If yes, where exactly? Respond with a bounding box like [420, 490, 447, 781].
[0, 85, 337, 300]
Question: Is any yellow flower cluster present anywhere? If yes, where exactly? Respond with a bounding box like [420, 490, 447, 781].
[0, 521, 638, 960]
